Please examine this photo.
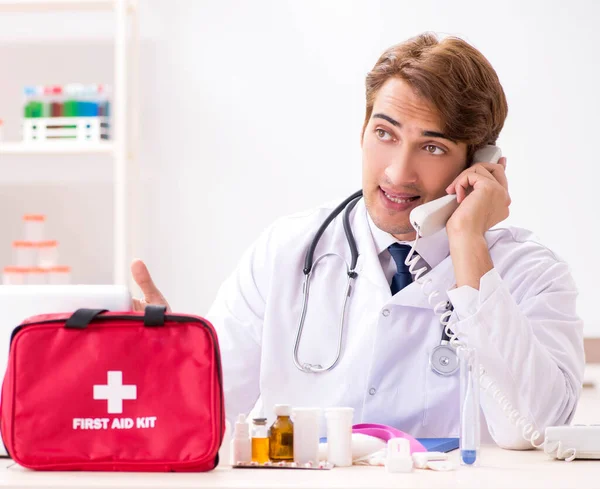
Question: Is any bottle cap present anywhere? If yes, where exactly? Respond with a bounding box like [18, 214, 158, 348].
[27, 267, 49, 274]
[292, 407, 321, 418]
[233, 414, 249, 438]
[274, 404, 291, 416]
[48, 266, 71, 273]
[252, 418, 267, 425]
[3, 267, 28, 274]
[12, 241, 35, 248]
[324, 407, 354, 419]
[23, 214, 45, 222]
[35, 240, 58, 248]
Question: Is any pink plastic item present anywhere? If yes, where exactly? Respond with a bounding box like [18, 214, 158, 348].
[352, 423, 427, 454]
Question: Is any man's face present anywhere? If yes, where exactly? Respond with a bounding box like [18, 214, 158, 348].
[362, 77, 468, 240]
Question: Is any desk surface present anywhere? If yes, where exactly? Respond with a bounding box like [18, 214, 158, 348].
[0, 448, 598, 489]
[0, 366, 598, 489]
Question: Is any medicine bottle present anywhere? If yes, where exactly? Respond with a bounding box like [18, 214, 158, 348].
[292, 407, 321, 464]
[230, 414, 251, 464]
[269, 404, 294, 461]
[325, 407, 353, 466]
[251, 418, 270, 464]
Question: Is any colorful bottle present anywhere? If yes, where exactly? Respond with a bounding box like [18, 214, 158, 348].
[251, 418, 270, 464]
[269, 404, 294, 461]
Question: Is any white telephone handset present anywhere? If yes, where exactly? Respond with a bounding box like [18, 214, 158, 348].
[409, 145, 503, 237]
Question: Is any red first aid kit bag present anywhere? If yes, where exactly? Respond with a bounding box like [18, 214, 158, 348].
[0, 305, 225, 471]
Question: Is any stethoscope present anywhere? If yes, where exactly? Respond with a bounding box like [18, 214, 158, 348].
[292, 190, 459, 377]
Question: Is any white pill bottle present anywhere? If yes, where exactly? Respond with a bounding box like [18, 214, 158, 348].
[325, 407, 354, 467]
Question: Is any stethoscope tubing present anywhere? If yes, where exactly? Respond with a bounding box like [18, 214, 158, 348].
[294, 191, 458, 376]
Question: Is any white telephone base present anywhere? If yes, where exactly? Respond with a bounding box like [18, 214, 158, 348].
[544, 425, 600, 460]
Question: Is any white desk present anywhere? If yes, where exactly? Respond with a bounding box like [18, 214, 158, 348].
[1, 447, 598, 489]
[0, 366, 598, 489]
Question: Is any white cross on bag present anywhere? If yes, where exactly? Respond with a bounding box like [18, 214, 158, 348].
[93, 371, 137, 414]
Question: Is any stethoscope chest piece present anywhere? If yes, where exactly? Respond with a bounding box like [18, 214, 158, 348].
[430, 344, 459, 376]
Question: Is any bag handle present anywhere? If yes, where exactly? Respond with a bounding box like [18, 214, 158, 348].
[65, 309, 108, 329]
[65, 305, 167, 329]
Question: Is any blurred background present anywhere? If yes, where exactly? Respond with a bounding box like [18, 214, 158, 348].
[0, 0, 598, 338]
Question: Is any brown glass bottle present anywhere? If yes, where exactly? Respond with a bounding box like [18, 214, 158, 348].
[269, 404, 294, 461]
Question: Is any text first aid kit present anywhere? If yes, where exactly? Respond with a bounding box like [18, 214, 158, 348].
[0, 306, 225, 471]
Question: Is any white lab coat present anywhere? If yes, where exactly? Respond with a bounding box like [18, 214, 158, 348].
[206, 198, 584, 449]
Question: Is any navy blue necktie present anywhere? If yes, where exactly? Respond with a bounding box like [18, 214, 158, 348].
[388, 243, 413, 295]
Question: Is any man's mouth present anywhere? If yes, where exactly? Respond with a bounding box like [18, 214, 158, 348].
[382, 189, 420, 204]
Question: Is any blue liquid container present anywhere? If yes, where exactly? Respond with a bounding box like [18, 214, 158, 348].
[458, 346, 480, 466]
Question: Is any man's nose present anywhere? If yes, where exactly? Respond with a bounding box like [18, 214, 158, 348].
[384, 145, 418, 185]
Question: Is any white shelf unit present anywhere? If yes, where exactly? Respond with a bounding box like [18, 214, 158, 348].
[0, 0, 125, 13]
[0, 0, 139, 286]
[0, 141, 115, 154]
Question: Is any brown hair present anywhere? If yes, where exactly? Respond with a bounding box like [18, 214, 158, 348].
[363, 33, 508, 163]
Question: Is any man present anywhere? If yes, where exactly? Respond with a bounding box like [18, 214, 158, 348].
[132, 33, 584, 449]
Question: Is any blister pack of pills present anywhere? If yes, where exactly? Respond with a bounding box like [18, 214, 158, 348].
[233, 460, 334, 470]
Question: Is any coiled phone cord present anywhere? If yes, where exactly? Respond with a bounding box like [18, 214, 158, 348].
[404, 235, 576, 461]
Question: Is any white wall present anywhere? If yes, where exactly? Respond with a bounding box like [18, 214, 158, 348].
[135, 0, 600, 337]
[1, 0, 599, 335]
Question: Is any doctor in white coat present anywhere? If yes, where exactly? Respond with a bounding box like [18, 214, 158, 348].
[131, 33, 584, 449]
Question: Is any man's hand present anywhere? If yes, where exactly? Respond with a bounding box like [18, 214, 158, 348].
[445, 157, 510, 238]
[445, 157, 509, 289]
[131, 259, 171, 312]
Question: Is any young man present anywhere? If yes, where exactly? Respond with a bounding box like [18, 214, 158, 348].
[132, 33, 584, 449]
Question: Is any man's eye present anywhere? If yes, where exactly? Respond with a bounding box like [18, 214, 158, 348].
[425, 144, 445, 155]
[376, 129, 393, 141]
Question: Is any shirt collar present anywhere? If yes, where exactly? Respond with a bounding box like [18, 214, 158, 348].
[366, 210, 450, 269]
